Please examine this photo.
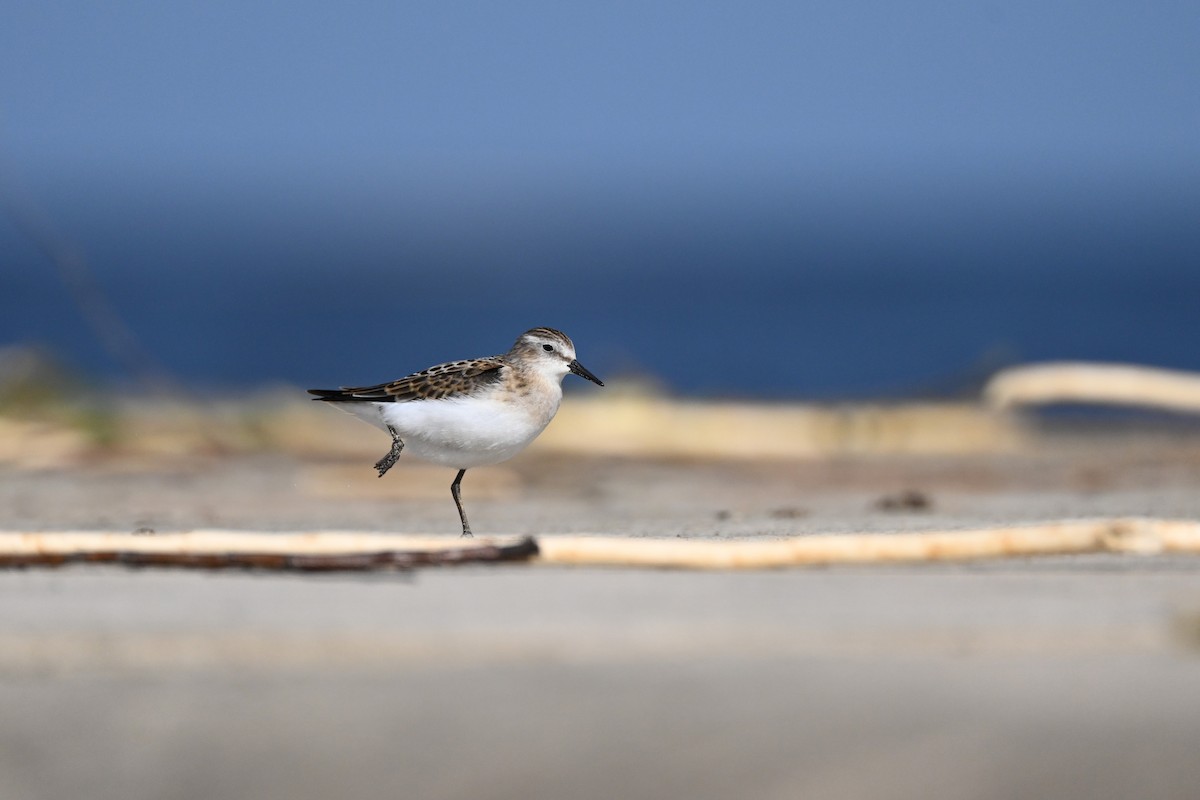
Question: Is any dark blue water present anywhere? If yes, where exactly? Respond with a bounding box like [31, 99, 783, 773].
[4, 168, 1199, 398]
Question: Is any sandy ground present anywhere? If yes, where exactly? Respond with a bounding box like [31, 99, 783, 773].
[4, 428, 1200, 800]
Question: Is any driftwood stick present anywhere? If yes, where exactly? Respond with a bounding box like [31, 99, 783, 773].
[0, 531, 516, 556]
[0, 519, 1197, 572]
[535, 518, 1200, 569]
[984, 362, 1200, 413]
[0, 536, 539, 572]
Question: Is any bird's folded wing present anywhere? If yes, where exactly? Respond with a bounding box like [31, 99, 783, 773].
[308, 357, 509, 403]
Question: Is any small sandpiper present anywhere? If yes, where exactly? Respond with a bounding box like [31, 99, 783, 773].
[308, 327, 603, 536]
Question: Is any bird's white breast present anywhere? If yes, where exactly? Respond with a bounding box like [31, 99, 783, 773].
[371, 385, 562, 468]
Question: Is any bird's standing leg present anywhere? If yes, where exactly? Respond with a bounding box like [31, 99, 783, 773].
[375, 426, 404, 477]
[450, 469, 472, 537]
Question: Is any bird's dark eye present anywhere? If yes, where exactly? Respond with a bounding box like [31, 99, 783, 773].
[542, 344, 554, 352]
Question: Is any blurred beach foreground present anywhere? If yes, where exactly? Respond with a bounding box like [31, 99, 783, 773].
[4, 362, 1200, 800]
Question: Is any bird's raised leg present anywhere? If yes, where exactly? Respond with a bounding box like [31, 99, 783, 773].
[450, 469, 472, 537]
[375, 426, 404, 477]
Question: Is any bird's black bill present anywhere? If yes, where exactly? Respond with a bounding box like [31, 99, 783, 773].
[569, 360, 604, 386]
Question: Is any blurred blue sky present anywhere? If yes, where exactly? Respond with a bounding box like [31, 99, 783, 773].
[2, 1, 1199, 395]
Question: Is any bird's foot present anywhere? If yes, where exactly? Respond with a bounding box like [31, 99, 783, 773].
[375, 438, 403, 477]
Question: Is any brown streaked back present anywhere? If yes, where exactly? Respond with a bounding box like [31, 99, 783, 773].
[308, 357, 509, 403]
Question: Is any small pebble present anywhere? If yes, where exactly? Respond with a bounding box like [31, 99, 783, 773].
[875, 490, 932, 512]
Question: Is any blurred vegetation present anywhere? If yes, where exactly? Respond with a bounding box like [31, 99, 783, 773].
[11, 343, 1200, 473]
[0, 345, 1029, 470]
[0, 345, 117, 441]
[0, 345, 78, 412]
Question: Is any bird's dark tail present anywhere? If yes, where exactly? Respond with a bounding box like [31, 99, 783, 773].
[307, 388, 356, 402]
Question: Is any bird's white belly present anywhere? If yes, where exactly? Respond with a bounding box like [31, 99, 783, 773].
[370, 396, 556, 468]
